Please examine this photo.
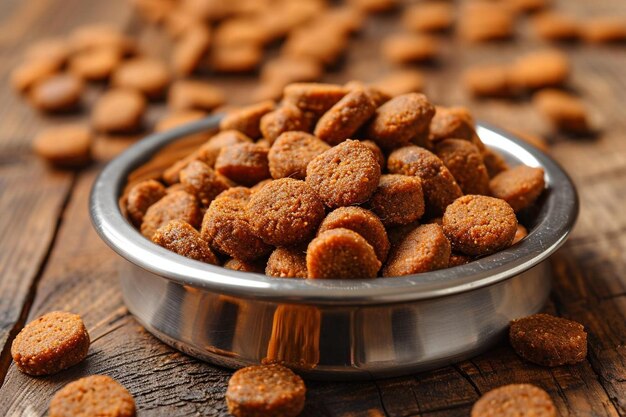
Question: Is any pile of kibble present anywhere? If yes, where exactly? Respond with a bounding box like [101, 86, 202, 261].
[123, 82, 545, 279]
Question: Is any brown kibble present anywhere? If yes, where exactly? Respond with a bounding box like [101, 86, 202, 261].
[403, 2, 454, 33]
[471, 384, 556, 417]
[215, 143, 271, 186]
[448, 252, 473, 267]
[282, 24, 348, 67]
[307, 228, 381, 279]
[219, 101, 276, 139]
[582, 17, 626, 43]
[260, 103, 310, 144]
[168, 80, 225, 112]
[509, 128, 550, 152]
[510, 50, 570, 90]
[348, 0, 397, 13]
[172, 25, 211, 76]
[11, 59, 61, 94]
[463, 64, 513, 98]
[388, 146, 463, 216]
[213, 18, 269, 47]
[11, 311, 89, 376]
[29, 74, 83, 112]
[382, 33, 439, 65]
[152, 219, 219, 264]
[344, 82, 391, 107]
[69, 48, 122, 81]
[370, 174, 425, 227]
[531, 12, 580, 42]
[268, 131, 330, 180]
[180, 160, 231, 207]
[202, 187, 272, 261]
[318, 206, 390, 263]
[314, 89, 377, 146]
[360, 140, 386, 170]
[50, 375, 135, 417]
[92, 89, 146, 134]
[510, 313, 587, 366]
[224, 258, 266, 273]
[24, 38, 71, 65]
[490, 165, 545, 212]
[126, 179, 167, 226]
[226, 364, 305, 417]
[429, 106, 483, 149]
[442, 195, 517, 256]
[383, 223, 451, 277]
[248, 178, 325, 247]
[32, 125, 92, 168]
[508, 0, 550, 14]
[266, 247, 308, 278]
[371, 70, 426, 97]
[141, 190, 202, 239]
[112, 58, 171, 99]
[196, 130, 253, 168]
[306, 140, 381, 208]
[435, 139, 490, 195]
[283, 83, 349, 119]
[155, 110, 208, 132]
[532, 89, 590, 134]
[458, 3, 515, 42]
[260, 56, 324, 87]
[210, 43, 263, 73]
[70, 24, 137, 55]
[513, 224, 528, 244]
[482, 148, 510, 178]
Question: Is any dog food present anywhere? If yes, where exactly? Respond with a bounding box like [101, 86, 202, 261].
[266, 247, 308, 278]
[215, 143, 271, 186]
[403, 2, 454, 33]
[382, 33, 439, 65]
[29, 73, 83, 112]
[32, 124, 92, 167]
[510, 50, 570, 90]
[92, 89, 146, 133]
[126, 179, 167, 226]
[463, 64, 513, 98]
[532, 89, 589, 134]
[268, 131, 330, 180]
[153, 219, 219, 264]
[435, 139, 490, 195]
[180, 160, 231, 207]
[168, 80, 225, 112]
[219, 101, 276, 139]
[140, 190, 202, 239]
[260, 103, 310, 144]
[314, 89, 377, 145]
[383, 223, 451, 276]
[112, 57, 171, 99]
[369, 174, 425, 227]
[490, 165, 545, 212]
[471, 384, 556, 417]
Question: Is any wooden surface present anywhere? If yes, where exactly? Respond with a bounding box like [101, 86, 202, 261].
[1, 0, 625, 415]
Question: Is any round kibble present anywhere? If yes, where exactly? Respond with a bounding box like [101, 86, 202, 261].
[482, 148, 510, 178]
[532, 12, 581, 42]
[582, 17, 626, 43]
[371, 70, 425, 97]
[307, 228, 381, 279]
[49, 375, 136, 417]
[509, 313, 587, 366]
[201, 187, 272, 261]
[306, 139, 381, 208]
[429, 106, 483, 149]
[442, 195, 517, 256]
[126, 179, 166, 226]
[383, 223, 451, 277]
[490, 165, 545, 212]
[180, 160, 232, 207]
[266, 247, 308, 278]
[471, 384, 556, 417]
[196, 130, 253, 168]
[268, 131, 330, 180]
[248, 178, 325, 247]
[29, 73, 83, 112]
[314, 88, 377, 145]
[361, 140, 386, 170]
[219, 101, 276, 139]
[260, 103, 310, 144]
[140, 190, 202, 239]
[283, 83, 349, 119]
[215, 143, 271, 186]
[318, 206, 390, 263]
[226, 364, 305, 417]
[156, 110, 207, 132]
[11, 59, 60, 94]
[69, 48, 122, 81]
[11, 311, 90, 376]
[25, 38, 71, 65]
[32, 125, 92, 167]
[403, 2, 454, 33]
[435, 139, 490, 195]
[510, 50, 570, 90]
[366, 93, 436, 151]
[463, 65, 513, 98]
[448, 252, 473, 267]
[70, 24, 137, 55]
[224, 258, 266, 273]
[152, 219, 219, 264]
[172, 25, 211, 76]
[369, 174, 425, 227]
[382, 33, 439, 65]
[112, 58, 171, 99]
[168, 80, 225, 112]
[388, 146, 463, 216]
[92, 89, 147, 134]
[532, 89, 589, 134]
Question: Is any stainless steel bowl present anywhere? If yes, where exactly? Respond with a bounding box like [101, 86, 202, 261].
[90, 115, 578, 380]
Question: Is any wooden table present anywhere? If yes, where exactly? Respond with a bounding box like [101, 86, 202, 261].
[1, 0, 625, 415]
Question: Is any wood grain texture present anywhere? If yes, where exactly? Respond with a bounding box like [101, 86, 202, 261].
[0, 0, 625, 415]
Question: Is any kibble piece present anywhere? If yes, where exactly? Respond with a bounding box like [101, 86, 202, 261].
[180, 160, 231, 207]
[141, 190, 202, 239]
[361, 140, 386, 170]
[32, 125, 92, 167]
[282, 24, 349, 67]
[349, 0, 397, 13]
[49, 375, 135, 417]
[268, 131, 330, 180]
[458, 3, 515, 42]
[532, 12, 580, 42]
[126, 179, 167, 226]
[172, 25, 211, 76]
[318, 207, 390, 263]
[448, 252, 473, 267]
[29, 73, 83, 112]
[513, 224, 528, 244]
[463, 65, 513, 98]
[226, 364, 305, 417]
[442, 195, 517, 256]
[248, 178, 325, 247]
[482, 148, 510, 178]
[510, 50, 570, 90]
[510, 313, 587, 366]
[382, 33, 439, 65]
[344, 82, 391, 107]
[429, 106, 483, 149]
[202, 187, 272, 261]
[210, 43, 263, 73]
[197, 130, 253, 168]
[69, 48, 122, 81]
[307, 228, 381, 279]
[112, 58, 171, 99]
[283, 83, 349, 119]
[369, 174, 425, 227]
[490, 165, 545, 212]
[155, 110, 208, 132]
[152, 219, 219, 264]
[25, 38, 71, 66]
[168, 80, 225, 112]
[260, 103, 310, 144]
[224, 258, 266, 273]
[219, 101, 276, 139]
[11, 59, 61, 93]
[70, 24, 137, 55]
[92, 89, 147, 134]
[471, 384, 556, 417]
[582, 17, 626, 43]
[366, 93, 435, 151]
[508, 0, 550, 14]
[388, 146, 463, 216]
[383, 223, 451, 277]
[306, 140, 381, 208]
[509, 128, 550, 152]
[314, 89, 377, 146]
[403, 2, 454, 33]
[371, 70, 425, 97]
[11, 311, 90, 376]
[435, 139, 490, 195]
[532, 89, 589, 134]
[261, 56, 323, 87]
[215, 143, 271, 186]
[266, 247, 308, 278]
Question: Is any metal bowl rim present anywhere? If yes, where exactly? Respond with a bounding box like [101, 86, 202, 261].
[89, 115, 578, 305]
